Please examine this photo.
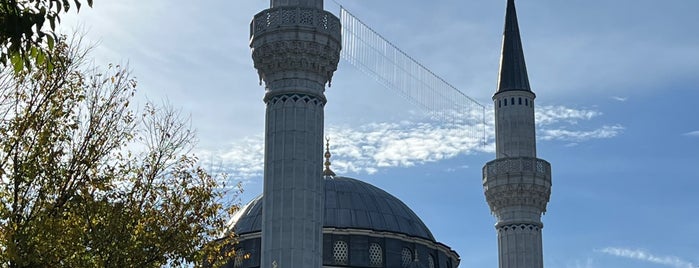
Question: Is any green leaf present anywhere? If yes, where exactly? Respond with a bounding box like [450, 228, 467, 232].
[48, 36, 55, 50]
[47, 59, 54, 73]
[10, 53, 23, 73]
[37, 50, 46, 65]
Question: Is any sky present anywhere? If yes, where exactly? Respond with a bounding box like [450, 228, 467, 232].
[62, 0, 699, 267]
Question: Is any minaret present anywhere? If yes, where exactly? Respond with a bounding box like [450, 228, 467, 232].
[250, 0, 341, 266]
[483, 0, 552, 267]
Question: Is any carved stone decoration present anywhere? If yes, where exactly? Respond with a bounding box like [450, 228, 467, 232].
[250, 6, 342, 96]
[483, 157, 552, 214]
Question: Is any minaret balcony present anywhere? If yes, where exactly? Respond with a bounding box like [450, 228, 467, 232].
[483, 157, 551, 179]
[250, 6, 341, 42]
[482, 157, 552, 215]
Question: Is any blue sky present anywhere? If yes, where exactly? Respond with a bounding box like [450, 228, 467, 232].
[62, 0, 699, 267]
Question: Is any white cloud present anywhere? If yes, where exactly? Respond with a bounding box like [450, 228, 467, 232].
[599, 247, 696, 268]
[198, 105, 620, 178]
[566, 258, 595, 268]
[683, 130, 699, 137]
[539, 125, 624, 142]
[536, 105, 602, 126]
[611, 96, 628, 102]
[326, 121, 486, 173]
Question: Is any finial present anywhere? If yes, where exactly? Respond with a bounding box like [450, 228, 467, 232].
[323, 137, 336, 177]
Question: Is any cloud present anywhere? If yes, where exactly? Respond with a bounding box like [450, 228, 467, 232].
[198, 105, 620, 178]
[611, 96, 628, 102]
[326, 121, 485, 174]
[536, 105, 602, 126]
[539, 125, 624, 142]
[566, 258, 595, 268]
[683, 130, 699, 137]
[599, 247, 696, 268]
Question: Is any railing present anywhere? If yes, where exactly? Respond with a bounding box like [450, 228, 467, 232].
[483, 157, 551, 177]
[250, 7, 341, 41]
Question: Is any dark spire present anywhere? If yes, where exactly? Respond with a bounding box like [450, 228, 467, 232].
[496, 0, 531, 93]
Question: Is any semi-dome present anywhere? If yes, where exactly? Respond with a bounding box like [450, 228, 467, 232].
[232, 176, 435, 241]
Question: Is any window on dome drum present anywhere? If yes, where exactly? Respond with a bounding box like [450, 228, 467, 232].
[401, 248, 413, 267]
[519, 97, 522, 105]
[511, 98, 515, 105]
[369, 243, 383, 267]
[333, 240, 349, 265]
[428, 255, 435, 268]
[498, 100, 501, 107]
[525, 98, 528, 106]
[504, 99, 507, 106]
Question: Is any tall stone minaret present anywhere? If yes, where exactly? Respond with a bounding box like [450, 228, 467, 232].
[483, 0, 552, 267]
[250, 0, 341, 267]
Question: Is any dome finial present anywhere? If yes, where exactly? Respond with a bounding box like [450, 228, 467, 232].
[323, 137, 336, 177]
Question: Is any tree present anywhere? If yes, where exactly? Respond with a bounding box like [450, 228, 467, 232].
[0, 0, 93, 72]
[0, 36, 238, 267]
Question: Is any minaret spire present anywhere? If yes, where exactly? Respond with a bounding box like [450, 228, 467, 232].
[497, 0, 531, 93]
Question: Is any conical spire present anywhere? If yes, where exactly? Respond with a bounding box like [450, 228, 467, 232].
[496, 0, 531, 93]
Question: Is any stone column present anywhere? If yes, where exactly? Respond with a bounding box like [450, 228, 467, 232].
[250, 2, 341, 267]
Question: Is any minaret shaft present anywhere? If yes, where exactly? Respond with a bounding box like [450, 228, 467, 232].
[484, 1, 552, 268]
[494, 91, 537, 159]
[250, 0, 341, 266]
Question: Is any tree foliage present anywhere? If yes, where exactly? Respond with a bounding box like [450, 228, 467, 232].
[1, 0, 93, 73]
[0, 36, 238, 267]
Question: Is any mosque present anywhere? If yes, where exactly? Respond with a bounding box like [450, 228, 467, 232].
[225, 0, 552, 267]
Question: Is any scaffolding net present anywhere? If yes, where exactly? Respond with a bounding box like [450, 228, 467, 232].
[338, 7, 486, 145]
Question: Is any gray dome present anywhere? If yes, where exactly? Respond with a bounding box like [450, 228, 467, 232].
[232, 176, 435, 241]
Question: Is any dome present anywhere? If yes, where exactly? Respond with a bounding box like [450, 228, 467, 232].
[232, 176, 435, 241]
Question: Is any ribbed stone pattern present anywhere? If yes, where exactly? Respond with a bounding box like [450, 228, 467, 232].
[262, 94, 325, 267]
[497, 224, 543, 267]
[250, 0, 341, 266]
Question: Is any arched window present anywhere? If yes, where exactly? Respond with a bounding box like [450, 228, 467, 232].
[333, 240, 349, 265]
[519, 97, 522, 105]
[525, 98, 528, 106]
[511, 98, 515, 105]
[401, 248, 413, 267]
[369, 243, 383, 267]
[428, 255, 435, 268]
[498, 100, 501, 107]
[504, 99, 507, 106]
